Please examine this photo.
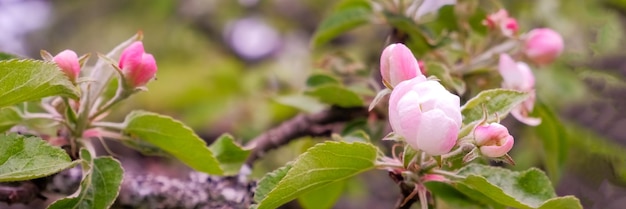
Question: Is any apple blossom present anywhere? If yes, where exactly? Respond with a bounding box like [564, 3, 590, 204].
[388, 76, 462, 156]
[498, 54, 541, 126]
[380, 43, 422, 88]
[119, 41, 157, 88]
[473, 123, 514, 158]
[483, 9, 519, 37]
[524, 28, 564, 65]
[53, 49, 80, 83]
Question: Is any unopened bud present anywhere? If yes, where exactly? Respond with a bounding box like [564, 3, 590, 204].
[53, 50, 80, 83]
[524, 28, 564, 65]
[473, 123, 514, 158]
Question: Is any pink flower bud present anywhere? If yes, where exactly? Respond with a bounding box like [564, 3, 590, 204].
[524, 28, 564, 65]
[388, 77, 462, 156]
[380, 43, 422, 88]
[119, 41, 157, 88]
[483, 9, 518, 37]
[498, 54, 541, 126]
[53, 50, 80, 83]
[473, 123, 514, 158]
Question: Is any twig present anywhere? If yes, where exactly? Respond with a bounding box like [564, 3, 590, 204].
[245, 106, 369, 166]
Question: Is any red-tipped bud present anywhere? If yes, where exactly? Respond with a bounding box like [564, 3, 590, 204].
[483, 9, 519, 37]
[119, 41, 157, 88]
[53, 50, 80, 83]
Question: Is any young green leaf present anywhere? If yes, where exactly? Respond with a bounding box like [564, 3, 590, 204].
[273, 94, 326, 114]
[425, 62, 466, 95]
[461, 89, 529, 125]
[424, 181, 489, 209]
[48, 152, 123, 209]
[254, 141, 378, 209]
[0, 52, 20, 61]
[298, 180, 347, 209]
[0, 133, 78, 182]
[311, 0, 372, 48]
[532, 102, 568, 183]
[0, 59, 79, 108]
[383, 12, 433, 56]
[306, 73, 340, 87]
[305, 84, 364, 108]
[123, 111, 223, 175]
[0, 107, 22, 132]
[209, 134, 251, 175]
[455, 164, 582, 209]
[254, 164, 293, 203]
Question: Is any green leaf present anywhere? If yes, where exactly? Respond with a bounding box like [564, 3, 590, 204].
[532, 102, 567, 183]
[305, 84, 364, 108]
[460, 89, 529, 125]
[0, 107, 22, 132]
[273, 94, 326, 114]
[424, 181, 489, 209]
[538, 196, 583, 209]
[120, 138, 170, 157]
[383, 12, 432, 56]
[306, 73, 340, 87]
[0, 133, 78, 182]
[456, 164, 582, 209]
[425, 62, 466, 94]
[311, 1, 372, 48]
[0, 53, 20, 61]
[123, 111, 223, 175]
[254, 164, 293, 203]
[403, 145, 418, 168]
[48, 150, 124, 209]
[255, 141, 378, 209]
[298, 180, 347, 209]
[209, 134, 251, 175]
[0, 59, 80, 108]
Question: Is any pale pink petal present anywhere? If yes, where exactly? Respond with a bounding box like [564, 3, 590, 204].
[414, 109, 459, 156]
[396, 91, 423, 143]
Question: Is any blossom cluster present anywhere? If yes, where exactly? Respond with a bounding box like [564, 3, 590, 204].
[378, 9, 563, 158]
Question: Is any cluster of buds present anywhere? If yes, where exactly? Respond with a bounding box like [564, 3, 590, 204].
[484, 10, 564, 66]
[46, 41, 157, 90]
[483, 9, 519, 37]
[380, 43, 518, 160]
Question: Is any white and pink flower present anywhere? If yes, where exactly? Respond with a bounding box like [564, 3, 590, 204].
[388, 76, 462, 156]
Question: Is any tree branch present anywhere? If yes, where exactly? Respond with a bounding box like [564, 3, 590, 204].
[245, 106, 369, 166]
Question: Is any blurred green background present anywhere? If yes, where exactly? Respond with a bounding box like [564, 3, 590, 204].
[3, 0, 626, 208]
